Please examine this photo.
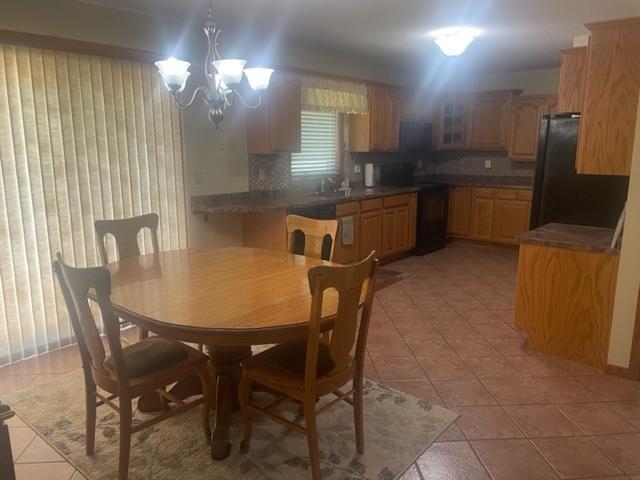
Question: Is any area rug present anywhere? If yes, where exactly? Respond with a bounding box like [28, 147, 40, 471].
[3, 371, 457, 480]
[375, 268, 413, 291]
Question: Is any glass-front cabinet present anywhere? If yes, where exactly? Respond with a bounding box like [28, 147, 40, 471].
[434, 94, 468, 150]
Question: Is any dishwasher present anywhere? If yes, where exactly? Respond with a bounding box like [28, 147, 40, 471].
[288, 203, 337, 260]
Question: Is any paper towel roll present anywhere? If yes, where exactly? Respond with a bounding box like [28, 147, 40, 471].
[364, 163, 375, 188]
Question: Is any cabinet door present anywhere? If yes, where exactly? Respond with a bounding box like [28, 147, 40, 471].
[348, 113, 370, 152]
[268, 76, 301, 152]
[360, 210, 382, 259]
[471, 197, 494, 240]
[507, 96, 549, 161]
[386, 89, 403, 150]
[409, 193, 417, 248]
[492, 199, 531, 244]
[467, 92, 513, 150]
[334, 214, 361, 264]
[447, 187, 472, 237]
[395, 206, 410, 251]
[369, 86, 390, 151]
[382, 208, 396, 256]
[434, 95, 467, 150]
[576, 19, 640, 176]
[557, 47, 587, 113]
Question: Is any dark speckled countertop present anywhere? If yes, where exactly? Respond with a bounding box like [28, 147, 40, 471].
[191, 186, 420, 214]
[517, 223, 619, 255]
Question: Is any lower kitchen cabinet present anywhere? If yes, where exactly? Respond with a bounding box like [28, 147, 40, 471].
[360, 209, 383, 260]
[382, 208, 396, 256]
[447, 187, 472, 236]
[471, 196, 495, 241]
[409, 193, 417, 248]
[448, 186, 532, 245]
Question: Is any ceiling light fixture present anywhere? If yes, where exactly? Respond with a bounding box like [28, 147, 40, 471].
[156, 0, 273, 127]
[431, 27, 481, 56]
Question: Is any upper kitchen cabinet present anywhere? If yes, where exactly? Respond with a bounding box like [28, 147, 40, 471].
[348, 85, 403, 152]
[246, 72, 301, 154]
[507, 95, 556, 161]
[402, 91, 432, 121]
[557, 47, 587, 113]
[576, 17, 640, 176]
[467, 90, 522, 150]
[433, 93, 469, 150]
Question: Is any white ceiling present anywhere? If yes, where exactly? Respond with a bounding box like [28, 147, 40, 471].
[79, 0, 640, 75]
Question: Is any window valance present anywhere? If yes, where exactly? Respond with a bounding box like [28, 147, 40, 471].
[300, 75, 368, 115]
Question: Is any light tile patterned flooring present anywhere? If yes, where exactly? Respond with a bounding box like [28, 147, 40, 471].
[3, 241, 640, 479]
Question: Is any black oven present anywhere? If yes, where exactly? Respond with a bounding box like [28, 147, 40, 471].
[380, 163, 449, 255]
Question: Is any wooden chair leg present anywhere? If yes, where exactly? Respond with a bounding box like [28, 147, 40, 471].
[84, 378, 97, 456]
[353, 380, 364, 454]
[198, 369, 214, 442]
[239, 375, 253, 453]
[118, 397, 132, 480]
[138, 327, 148, 340]
[303, 400, 322, 480]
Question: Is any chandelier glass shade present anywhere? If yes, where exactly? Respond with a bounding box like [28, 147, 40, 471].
[155, 1, 273, 127]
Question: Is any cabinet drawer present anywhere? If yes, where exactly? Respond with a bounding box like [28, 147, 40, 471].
[496, 188, 518, 200]
[361, 198, 383, 212]
[473, 187, 495, 199]
[336, 201, 360, 216]
[516, 189, 533, 201]
[383, 194, 410, 208]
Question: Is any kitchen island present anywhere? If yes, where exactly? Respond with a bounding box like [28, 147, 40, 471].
[515, 223, 620, 368]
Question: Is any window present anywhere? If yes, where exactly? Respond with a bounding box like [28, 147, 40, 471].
[291, 110, 338, 177]
[0, 43, 187, 366]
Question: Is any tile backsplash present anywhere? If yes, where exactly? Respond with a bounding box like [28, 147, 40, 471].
[248, 154, 291, 190]
[417, 151, 535, 178]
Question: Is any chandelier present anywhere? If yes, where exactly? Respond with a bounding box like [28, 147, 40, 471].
[155, 0, 274, 127]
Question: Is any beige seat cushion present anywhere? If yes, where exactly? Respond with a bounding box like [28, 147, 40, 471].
[103, 337, 189, 378]
[247, 340, 336, 378]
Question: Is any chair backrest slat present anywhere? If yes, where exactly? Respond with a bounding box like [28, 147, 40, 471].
[94, 213, 159, 265]
[304, 252, 377, 387]
[286, 214, 338, 262]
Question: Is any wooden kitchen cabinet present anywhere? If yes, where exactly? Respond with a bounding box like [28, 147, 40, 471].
[448, 186, 532, 244]
[447, 186, 472, 237]
[381, 194, 411, 256]
[349, 85, 403, 152]
[471, 193, 495, 241]
[557, 47, 587, 113]
[467, 90, 521, 150]
[382, 208, 396, 256]
[360, 209, 383, 260]
[492, 199, 531, 243]
[576, 18, 640, 176]
[433, 93, 469, 150]
[507, 95, 555, 161]
[246, 72, 301, 153]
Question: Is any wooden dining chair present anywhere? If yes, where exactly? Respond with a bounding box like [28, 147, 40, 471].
[53, 254, 214, 480]
[238, 252, 378, 480]
[286, 214, 338, 261]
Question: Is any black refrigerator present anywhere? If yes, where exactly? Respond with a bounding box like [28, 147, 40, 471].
[530, 114, 629, 229]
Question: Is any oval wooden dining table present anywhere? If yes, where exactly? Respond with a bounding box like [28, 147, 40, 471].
[105, 246, 342, 460]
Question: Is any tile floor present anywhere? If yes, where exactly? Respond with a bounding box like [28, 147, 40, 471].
[3, 241, 640, 479]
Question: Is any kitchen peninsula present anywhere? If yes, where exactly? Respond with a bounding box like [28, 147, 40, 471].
[515, 223, 620, 368]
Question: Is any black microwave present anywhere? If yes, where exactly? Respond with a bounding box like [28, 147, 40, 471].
[399, 121, 433, 152]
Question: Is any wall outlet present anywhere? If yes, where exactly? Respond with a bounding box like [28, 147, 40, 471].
[258, 168, 266, 181]
[417, 160, 424, 169]
[353, 164, 361, 174]
[192, 171, 204, 186]
[484, 160, 492, 169]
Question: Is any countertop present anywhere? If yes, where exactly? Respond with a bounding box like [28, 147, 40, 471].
[191, 186, 421, 214]
[517, 223, 619, 255]
[415, 174, 534, 189]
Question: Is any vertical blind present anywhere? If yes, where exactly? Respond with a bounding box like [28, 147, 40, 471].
[291, 110, 338, 177]
[0, 43, 187, 366]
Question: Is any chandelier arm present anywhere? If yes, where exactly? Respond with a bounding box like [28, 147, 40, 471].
[173, 85, 211, 110]
[234, 90, 262, 109]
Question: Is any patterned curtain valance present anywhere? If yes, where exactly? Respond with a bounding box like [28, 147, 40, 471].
[300, 75, 368, 115]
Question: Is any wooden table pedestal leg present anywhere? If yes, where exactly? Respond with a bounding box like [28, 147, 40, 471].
[207, 345, 252, 460]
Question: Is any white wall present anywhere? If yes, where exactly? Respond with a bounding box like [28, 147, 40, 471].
[608, 97, 640, 369]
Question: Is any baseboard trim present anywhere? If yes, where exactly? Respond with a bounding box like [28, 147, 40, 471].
[605, 363, 640, 381]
